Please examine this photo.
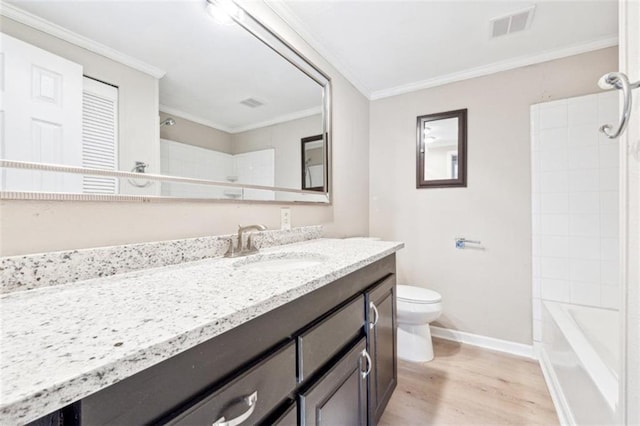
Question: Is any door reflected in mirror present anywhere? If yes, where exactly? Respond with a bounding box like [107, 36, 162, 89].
[416, 109, 467, 188]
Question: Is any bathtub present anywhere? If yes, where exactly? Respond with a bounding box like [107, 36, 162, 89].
[540, 301, 620, 425]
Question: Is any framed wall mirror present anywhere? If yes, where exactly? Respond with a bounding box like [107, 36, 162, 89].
[416, 109, 467, 188]
[301, 134, 327, 192]
[0, 0, 331, 204]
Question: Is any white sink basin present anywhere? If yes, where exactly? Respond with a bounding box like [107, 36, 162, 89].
[233, 253, 328, 272]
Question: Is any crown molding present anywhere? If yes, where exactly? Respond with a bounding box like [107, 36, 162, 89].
[264, 0, 372, 99]
[260, 2, 617, 102]
[0, 1, 166, 79]
[159, 105, 234, 134]
[370, 36, 618, 100]
[160, 105, 322, 134]
[230, 106, 322, 133]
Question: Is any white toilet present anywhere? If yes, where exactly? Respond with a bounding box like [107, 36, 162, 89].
[396, 285, 442, 362]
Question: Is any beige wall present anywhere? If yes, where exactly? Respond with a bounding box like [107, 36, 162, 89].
[1, 17, 160, 196]
[159, 112, 233, 154]
[232, 114, 322, 197]
[369, 47, 617, 344]
[0, 2, 370, 256]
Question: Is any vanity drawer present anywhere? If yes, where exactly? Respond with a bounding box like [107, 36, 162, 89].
[166, 341, 296, 426]
[298, 295, 365, 381]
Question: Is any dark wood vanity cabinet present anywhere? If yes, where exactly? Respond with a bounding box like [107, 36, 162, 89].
[55, 255, 397, 426]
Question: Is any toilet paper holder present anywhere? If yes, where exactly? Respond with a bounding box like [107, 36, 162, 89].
[455, 237, 481, 249]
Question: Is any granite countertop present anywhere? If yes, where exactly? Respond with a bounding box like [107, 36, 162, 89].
[0, 238, 403, 424]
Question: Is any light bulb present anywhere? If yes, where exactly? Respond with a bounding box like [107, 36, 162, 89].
[206, 0, 244, 25]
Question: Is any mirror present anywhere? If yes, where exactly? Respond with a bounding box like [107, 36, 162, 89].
[0, 0, 330, 203]
[301, 134, 326, 192]
[416, 109, 467, 188]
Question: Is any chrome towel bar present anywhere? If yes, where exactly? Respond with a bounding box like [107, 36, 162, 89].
[598, 71, 640, 139]
[455, 237, 482, 249]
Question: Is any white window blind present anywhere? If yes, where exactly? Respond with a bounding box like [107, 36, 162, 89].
[82, 77, 118, 194]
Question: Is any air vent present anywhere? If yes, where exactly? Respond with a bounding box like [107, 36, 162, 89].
[490, 6, 535, 38]
[240, 97, 264, 108]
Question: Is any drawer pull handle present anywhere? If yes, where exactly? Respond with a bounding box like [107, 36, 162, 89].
[212, 391, 258, 426]
[361, 350, 372, 379]
[369, 301, 379, 330]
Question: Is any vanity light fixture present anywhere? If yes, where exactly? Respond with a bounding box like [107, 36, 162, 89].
[206, 0, 244, 25]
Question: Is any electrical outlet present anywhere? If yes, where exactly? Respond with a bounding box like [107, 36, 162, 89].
[281, 208, 291, 230]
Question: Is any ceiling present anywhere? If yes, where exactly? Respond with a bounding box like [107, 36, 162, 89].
[268, 0, 618, 99]
[4, 0, 619, 116]
[6, 0, 323, 132]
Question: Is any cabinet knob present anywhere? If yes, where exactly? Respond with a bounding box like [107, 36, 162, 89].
[212, 391, 258, 426]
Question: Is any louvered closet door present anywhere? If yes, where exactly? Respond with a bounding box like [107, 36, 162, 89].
[82, 77, 118, 194]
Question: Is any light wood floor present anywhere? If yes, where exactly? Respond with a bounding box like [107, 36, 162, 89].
[379, 338, 559, 425]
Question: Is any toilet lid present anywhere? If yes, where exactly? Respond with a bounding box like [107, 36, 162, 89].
[397, 285, 442, 304]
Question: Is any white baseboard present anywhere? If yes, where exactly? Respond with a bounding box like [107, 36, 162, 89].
[430, 325, 536, 359]
[537, 346, 575, 426]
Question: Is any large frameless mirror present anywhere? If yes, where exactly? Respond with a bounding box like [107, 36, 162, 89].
[0, 0, 331, 203]
[416, 109, 467, 189]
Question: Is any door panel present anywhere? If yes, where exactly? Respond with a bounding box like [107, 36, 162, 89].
[0, 33, 83, 192]
[300, 337, 368, 426]
[366, 276, 397, 425]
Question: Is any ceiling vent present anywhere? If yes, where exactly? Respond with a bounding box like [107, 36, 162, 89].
[240, 97, 265, 108]
[490, 5, 535, 38]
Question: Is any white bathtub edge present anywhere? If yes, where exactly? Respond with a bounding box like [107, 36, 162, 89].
[544, 301, 619, 410]
[430, 326, 536, 359]
[538, 345, 576, 426]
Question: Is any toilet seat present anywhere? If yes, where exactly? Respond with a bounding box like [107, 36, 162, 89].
[397, 285, 442, 304]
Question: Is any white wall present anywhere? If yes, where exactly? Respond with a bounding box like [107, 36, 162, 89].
[0, 1, 370, 256]
[160, 139, 233, 199]
[369, 47, 617, 344]
[159, 139, 275, 200]
[531, 92, 619, 343]
[620, 0, 640, 421]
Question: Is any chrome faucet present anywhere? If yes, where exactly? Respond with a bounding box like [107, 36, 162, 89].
[225, 224, 267, 258]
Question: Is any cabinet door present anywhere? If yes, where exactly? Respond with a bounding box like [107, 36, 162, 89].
[366, 276, 397, 425]
[299, 338, 368, 426]
[271, 400, 297, 426]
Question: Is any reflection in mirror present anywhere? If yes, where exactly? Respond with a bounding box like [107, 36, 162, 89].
[0, 0, 330, 203]
[301, 134, 326, 192]
[416, 109, 467, 188]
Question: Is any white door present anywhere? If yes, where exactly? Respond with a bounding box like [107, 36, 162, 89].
[0, 33, 83, 192]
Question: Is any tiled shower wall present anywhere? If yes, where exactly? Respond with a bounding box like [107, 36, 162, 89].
[160, 139, 275, 199]
[531, 91, 619, 342]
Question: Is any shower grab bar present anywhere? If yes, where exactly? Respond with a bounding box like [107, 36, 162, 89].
[598, 71, 640, 139]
